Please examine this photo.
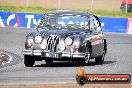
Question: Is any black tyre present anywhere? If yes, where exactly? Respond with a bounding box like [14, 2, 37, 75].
[95, 51, 105, 64]
[45, 59, 53, 65]
[104, 39, 107, 54]
[95, 40, 107, 64]
[85, 42, 91, 64]
[24, 55, 35, 67]
[78, 59, 86, 65]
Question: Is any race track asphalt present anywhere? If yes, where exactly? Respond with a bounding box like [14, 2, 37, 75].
[0, 27, 132, 84]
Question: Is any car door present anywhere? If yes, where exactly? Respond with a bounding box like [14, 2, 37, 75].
[90, 15, 104, 58]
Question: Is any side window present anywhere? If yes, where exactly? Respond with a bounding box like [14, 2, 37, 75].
[90, 16, 102, 31]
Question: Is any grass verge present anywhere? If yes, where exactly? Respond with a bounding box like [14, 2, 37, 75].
[0, 6, 132, 18]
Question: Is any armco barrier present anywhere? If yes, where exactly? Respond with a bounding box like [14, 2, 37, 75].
[0, 11, 131, 33]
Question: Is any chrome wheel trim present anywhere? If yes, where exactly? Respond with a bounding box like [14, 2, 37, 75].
[85, 52, 90, 63]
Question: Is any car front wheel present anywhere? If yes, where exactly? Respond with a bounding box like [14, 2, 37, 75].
[24, 55, 35, 67]
[45, 59, 53, 65]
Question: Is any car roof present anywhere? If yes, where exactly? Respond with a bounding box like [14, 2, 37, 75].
[46, 10, 93, 17]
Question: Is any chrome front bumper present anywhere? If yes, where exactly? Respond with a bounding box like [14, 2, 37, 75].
[23, 49, 86, 58]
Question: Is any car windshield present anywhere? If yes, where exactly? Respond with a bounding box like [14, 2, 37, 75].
[40, 15, 90, 30]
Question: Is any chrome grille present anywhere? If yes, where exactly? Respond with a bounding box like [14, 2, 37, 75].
[47, 35, 59, 52]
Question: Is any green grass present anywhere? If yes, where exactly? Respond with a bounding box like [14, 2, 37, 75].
[0, 6, 56, 13]
[0, 6, 132, 18]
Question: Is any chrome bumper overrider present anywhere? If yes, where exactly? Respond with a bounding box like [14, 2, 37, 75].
[23, 49, 86, 58]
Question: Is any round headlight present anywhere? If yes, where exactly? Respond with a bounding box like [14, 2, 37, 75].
[65, 37, 73, 46]
[34, 35, 42, 44]
[27, 38, 33, 44]
[40, 39, 47, 49]
[74, 41, 80, 48]
[57, 40, 65, 52]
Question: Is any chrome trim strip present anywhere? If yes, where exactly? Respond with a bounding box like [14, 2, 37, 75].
[23, 49, 43, 56]
[53, 36, 59, 52]
[23, 49, 86, 58]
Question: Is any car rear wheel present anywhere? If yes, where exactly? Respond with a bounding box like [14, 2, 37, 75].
[24, 55, 35, 67]
[45, 59, 53, 65]
[95, 51, 105, 64]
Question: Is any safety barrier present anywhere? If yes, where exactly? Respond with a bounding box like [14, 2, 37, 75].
[0, 11, 132, 33]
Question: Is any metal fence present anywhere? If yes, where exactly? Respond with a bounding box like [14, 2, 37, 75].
[0, 0, 121, 11]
